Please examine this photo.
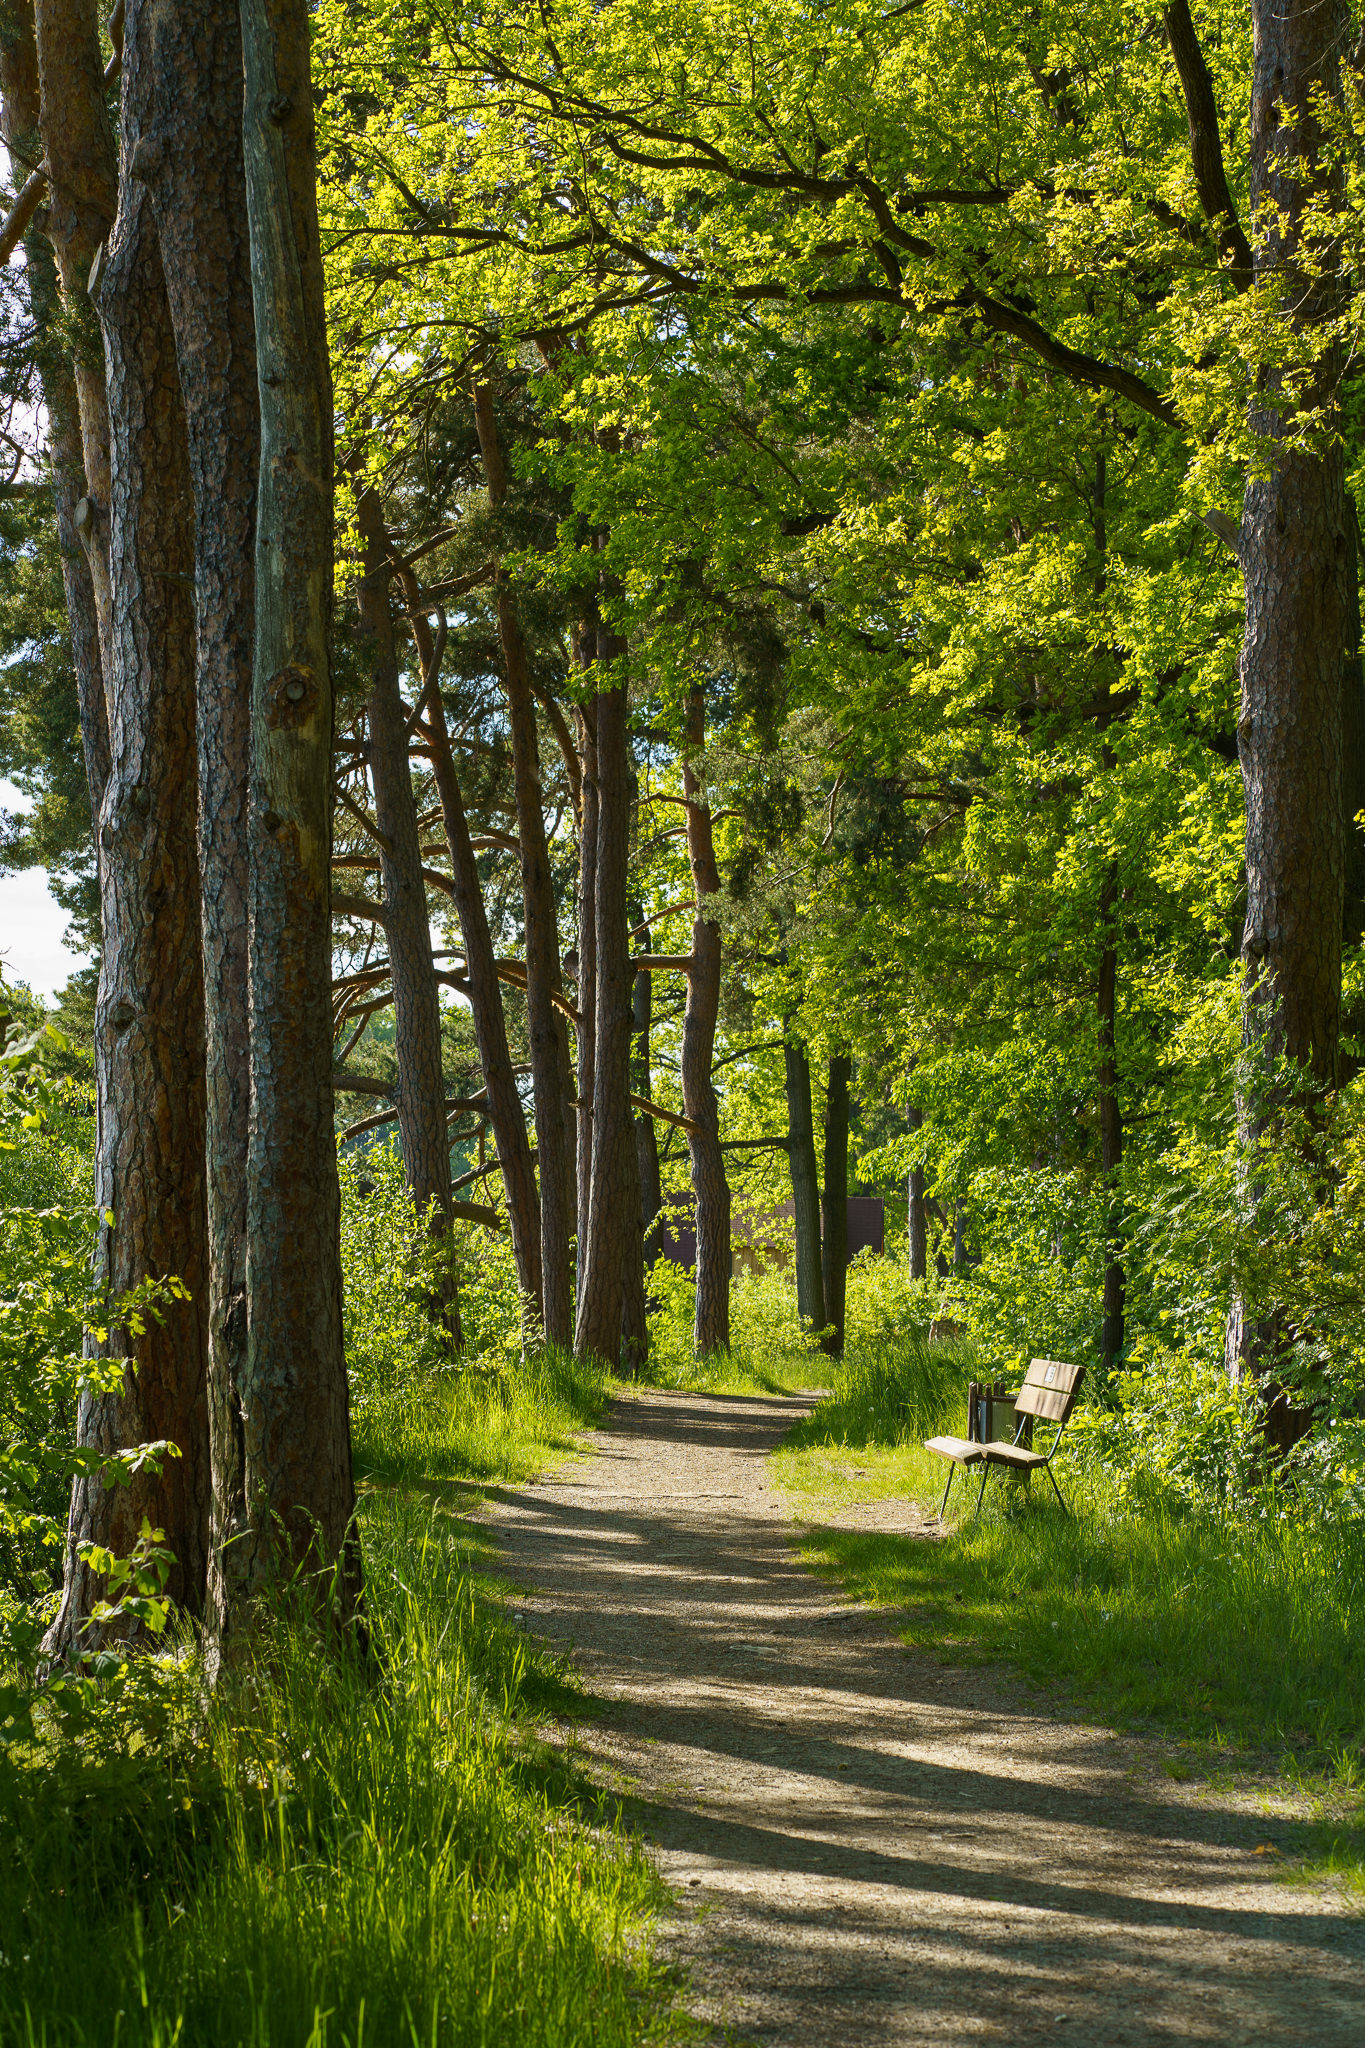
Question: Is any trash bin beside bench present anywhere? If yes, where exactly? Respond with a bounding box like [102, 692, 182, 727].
[925, 1357, 1086, 1519]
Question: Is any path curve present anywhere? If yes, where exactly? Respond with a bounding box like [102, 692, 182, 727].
[491, 1388, 1364, 2045]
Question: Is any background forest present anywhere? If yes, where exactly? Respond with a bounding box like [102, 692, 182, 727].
[1, 0, 1365, 2040]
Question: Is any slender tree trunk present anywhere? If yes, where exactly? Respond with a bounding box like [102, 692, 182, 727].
[131, 0, 259, 1646]
[906, 1102, 927, 1283]
[471, 382, 572, 1343]
[220, 0, 357, 1629]
[1342, 498, 1365, 956]
[573, 679, 597, 1304]
[575, 662, 643, 1365]
[45, 167, 210, 1656]
[821, 1055, 850, 1359]
[681, 685, 730, 1356]
[630, 931, 662, 1268]
[393, 557, 541, 1325]
[357, 489, 451, 1220]
[1226, 0, 1350, 1397]
[1097, 867, 1125, 1370]
[783, 1038, 825, 1331]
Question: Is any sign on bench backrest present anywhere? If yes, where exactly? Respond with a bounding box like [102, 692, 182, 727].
[1012, 1358, 1085, 1425]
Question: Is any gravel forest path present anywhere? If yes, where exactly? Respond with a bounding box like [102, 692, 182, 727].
[489, 1387, 1365, 2045]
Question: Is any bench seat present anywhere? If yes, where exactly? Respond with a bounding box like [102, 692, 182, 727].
[981, 1441, 1047, 1469]
[923, 1435, 987, 1465]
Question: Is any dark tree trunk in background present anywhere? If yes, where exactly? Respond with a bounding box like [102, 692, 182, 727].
[219, 0, 357, 1631]
[906, 1101, 927, 1283]
[821, 1055, 850, 1359]
[395, 560, 540, 1328]
[133, 0, 259, 1642]
[783, 1038, 825, 1333]
[1226, 0, 1351, 1395]
[33, 0, 116, 677]
[0, 1, 108, 815]
[681, 686, 730, 1356]
[1097, 867, 1125, 1370]
[1342, 498, 1365, 961]
[45, 166, 210, 1656]
[573, 678, 597, 1305]
[575, 661, 644, 1365]
[357, 490, 451, 1221]
[630, 933, 662, 1268]
[472, 383, 573, 1344]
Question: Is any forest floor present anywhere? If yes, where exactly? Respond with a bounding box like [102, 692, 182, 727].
[488, 1386, 1365, 2046]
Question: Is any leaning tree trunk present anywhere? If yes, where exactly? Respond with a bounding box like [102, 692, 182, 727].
[575, 664, 644, 1365]
[821, 1055, 851, 1359]
[1097, 867, 1125, 1370]
[1226, 0, 1351, 1395]
[218, 0, 357, 1633]
[44, 171, 210, 1657]
[783, 1037, 825, 1333]
[472, 382, 573, 1344]
[395, 558, 541, 1324]
[132, 0, 259, 1637]
[681, 686, 730, 1356]
[357, 489, 452, 1223]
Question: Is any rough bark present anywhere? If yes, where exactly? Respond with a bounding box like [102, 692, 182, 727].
[1226, 0, 1351, 1392]
[575, 663, 644, 1365]
[1097, 867, 1125, 1370]
[681, 685, 730, 1357]
[221, 0, 356, 1630]
[573, 677, 597, 1304]
[0, 0, 108, 814]
[821, 1055, 850, 1359]
[630, 928, 662, 1268]
[472, 381, 572, 1343]
[32, 0, 116, 678]
[357, 489, 451, 1220]
[394, 555, 541, 1326]
[906, 1101, 927, 1283]
[784, 1037, 825, 1332]
[45, 164, 209, 1655]
[130, 0, 259, 1646]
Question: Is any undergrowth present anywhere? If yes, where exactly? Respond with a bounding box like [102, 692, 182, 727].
[0, 1351, 677, 2047]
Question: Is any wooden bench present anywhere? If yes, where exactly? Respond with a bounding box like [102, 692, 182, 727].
[925, 1357, 1085, 1519]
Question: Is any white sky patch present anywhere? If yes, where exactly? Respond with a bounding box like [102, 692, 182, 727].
[0, 779, 92, 1000]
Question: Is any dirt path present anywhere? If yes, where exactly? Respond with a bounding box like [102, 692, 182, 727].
[490, 1388, 1364, 2045]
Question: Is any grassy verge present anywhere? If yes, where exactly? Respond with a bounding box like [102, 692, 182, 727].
[776, 1336, 1365, 1889]
[0, 1351, 680, 2047]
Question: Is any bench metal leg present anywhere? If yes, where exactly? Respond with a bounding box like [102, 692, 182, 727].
[939, 1464, 955, 1519]
[973, 1465, 990, 1519]
[1046, 1463, 1068, 1515]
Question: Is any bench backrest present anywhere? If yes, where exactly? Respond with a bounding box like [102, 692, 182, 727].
[1013, 1358, 1085, 1426]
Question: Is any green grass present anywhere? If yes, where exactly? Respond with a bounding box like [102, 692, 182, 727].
[776, 1326, 1365, 1883]
[0, 1351, 680, 2048]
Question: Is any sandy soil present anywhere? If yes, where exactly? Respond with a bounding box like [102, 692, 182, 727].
[489, 1386, 1365, 2045]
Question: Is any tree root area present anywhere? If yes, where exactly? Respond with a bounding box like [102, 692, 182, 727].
[490, 1388, 1364, 2045]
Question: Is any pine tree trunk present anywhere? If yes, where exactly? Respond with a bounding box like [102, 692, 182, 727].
[821, 1055, 850, 1359]
[357, 489, 451, 1221]
[45, 167, 210, 1656]
[630, 939, 662, 1267]
[223, 0, 357, 1628]
[906, 1102, 927, 1283]
[393, 558, 541, 1325]
[681, 686, 730, 1357]
[783, 1039, 825, 1332]
[129, 0, 260, 1646]
[1097, 867, 1125, 1370]
[573, 679, 597, 1304]
[471, 383, 572, 1343]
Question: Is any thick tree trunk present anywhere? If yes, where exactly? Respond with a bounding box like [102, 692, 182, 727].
[394, 557, 541, 1325]
[471, 383, 572, 1343]
[1097, 868, 1125, 1370]
[132, 0, 259, 1645]
[906, 1102, 927, 1283]
[630, 932, 662, 1268]
[221, 0, 357, 1629]
[33, 0, 116, 678]
[575, 666, 644, 1365]
[573, 679, 597, 1304]
[681, 686, 730, 1356]
[0, 1, 108, 815]
[45, 172, 210, 1656]
[1227, 0, 1350, 1395]
[357, 489, 451, 1220]
[821, 1055, 850, 1359]
[783, 1038, 825, 1332]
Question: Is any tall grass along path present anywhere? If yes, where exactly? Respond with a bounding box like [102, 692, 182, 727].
[489, 1387, 1365, 2046]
